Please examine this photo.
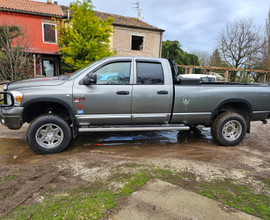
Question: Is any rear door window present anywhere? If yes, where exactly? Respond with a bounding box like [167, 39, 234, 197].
[136, 62, 164, 84]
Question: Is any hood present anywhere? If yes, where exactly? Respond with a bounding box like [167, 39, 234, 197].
[7, 77, 65, 90]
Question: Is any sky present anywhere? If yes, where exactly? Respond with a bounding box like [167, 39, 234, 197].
[53, 0, 270, 53]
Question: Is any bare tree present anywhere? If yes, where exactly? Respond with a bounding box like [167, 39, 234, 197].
[261, 5, 270, 82]
[0, 19, 35, 81]
[217, 17, 264, 72]
[189, 49, 211, 67]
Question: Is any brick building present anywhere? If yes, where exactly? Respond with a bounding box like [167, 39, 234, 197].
[0, 0, 164, 77]
[92, 11, 164, 58]
[60, 7, 165, 58]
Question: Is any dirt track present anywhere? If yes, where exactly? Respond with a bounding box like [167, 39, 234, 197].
[0, 121, 269, 219]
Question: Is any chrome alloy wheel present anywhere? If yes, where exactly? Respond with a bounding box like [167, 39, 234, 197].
[35, 123, 64, 148]
[222, 120, 242, 141]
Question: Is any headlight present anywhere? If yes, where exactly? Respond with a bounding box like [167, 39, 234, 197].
[8, 91, 23, 106]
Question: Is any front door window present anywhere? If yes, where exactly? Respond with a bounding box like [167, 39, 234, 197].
[94, 62, 131, 84]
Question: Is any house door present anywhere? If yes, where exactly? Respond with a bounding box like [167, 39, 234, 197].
[42, 59, 56, 77]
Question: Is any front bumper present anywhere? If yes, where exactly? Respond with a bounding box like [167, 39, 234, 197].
[0, 107, 24, 130]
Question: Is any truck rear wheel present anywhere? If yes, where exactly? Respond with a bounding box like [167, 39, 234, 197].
[211, 112, 246, 146]
[27, 114, 71, 154]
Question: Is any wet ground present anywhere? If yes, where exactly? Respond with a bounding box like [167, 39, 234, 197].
[1, 122, 269, 166]
[0, 122, 270, 218]
[1, 126, 217, 165]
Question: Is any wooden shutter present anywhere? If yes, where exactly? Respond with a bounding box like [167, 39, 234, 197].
[44, 24, 56, 43]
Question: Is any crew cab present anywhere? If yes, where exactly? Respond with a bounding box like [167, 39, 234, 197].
[0, 57, 269, 154]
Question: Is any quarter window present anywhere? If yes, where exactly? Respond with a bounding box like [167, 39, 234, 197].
[94, 62, 131, 85]
[43, 24, 56, 43]
[137, 62, 164, 84]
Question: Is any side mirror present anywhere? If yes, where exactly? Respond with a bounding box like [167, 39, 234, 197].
[83, 72, 97, 85]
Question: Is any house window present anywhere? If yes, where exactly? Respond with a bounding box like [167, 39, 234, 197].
[43, 24, 56, 43]
[131, 35, 144, 51]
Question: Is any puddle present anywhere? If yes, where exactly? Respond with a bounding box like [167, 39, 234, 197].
[0, 138, 41, 165]
[66, 127, 218, 161]
[0, 127, 222, 165]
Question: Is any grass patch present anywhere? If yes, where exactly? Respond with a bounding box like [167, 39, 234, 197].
[4, 176, 13, 181]
[196, 180, 270, 219]
[11, 169, 24, 174]
[5, 186, 118, 220]
[119, 172, 149, 196]
[3, 165, 270, 220]
[124, 163, 142, 168]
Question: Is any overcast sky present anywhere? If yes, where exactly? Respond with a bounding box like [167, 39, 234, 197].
[54, 0, 269, 53]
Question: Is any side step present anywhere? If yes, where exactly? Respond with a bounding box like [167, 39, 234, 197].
[78, 125, 190, 132]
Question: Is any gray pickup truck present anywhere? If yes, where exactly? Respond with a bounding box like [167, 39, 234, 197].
[0, 57, 269, 154]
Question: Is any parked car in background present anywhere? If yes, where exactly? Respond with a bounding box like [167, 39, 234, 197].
[179, 74, 216, 82]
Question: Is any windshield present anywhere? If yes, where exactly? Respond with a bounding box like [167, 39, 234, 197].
[68, 60, 103, 80]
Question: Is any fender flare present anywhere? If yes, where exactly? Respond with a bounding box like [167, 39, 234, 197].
[208, 98, 253, 124]
[22, 97, 78, 137]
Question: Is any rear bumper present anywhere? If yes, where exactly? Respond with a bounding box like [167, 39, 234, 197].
[0, 107, 24, 130]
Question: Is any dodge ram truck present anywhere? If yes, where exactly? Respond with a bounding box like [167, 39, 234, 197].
[0, 57, 269, 154]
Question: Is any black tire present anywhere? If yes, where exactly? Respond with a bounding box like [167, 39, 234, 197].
[211, 112, 246, 146]
[27, 114, 71, 154]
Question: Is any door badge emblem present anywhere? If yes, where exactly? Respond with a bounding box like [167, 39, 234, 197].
[182, 96, 190, 105]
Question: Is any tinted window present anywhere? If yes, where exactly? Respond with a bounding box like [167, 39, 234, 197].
[137, 62, 164, 84]
[95, 62, 131, 84]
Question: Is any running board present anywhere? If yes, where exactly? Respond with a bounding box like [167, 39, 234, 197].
[78, 125, 190, 132]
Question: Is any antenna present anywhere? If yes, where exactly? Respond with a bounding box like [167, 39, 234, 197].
[132, 1, 144, 20]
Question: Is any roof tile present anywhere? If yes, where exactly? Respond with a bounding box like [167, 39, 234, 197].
[0, 0, 63, 16]
[0, 1, 164, 31]
[60, 5, 164, 32]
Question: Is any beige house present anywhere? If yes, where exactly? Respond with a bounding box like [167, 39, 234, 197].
[60, 6, 165, 58]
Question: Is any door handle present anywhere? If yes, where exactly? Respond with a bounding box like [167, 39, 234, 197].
[157, 90, 168, 95]
[116, 91, 129, 95]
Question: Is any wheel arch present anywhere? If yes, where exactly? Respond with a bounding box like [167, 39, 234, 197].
[22, 97, 78, 137]
[208, 98, 252, 132]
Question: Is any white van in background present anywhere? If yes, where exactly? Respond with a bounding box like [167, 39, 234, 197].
[179, 74, 216, 82]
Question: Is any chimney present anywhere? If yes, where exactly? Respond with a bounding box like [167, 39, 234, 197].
[54, 1, 58, 4]
[47, 0, 52, 3]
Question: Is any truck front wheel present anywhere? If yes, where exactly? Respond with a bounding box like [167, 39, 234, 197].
[27, 114, 71, 154]
[211, 112, 246, 146]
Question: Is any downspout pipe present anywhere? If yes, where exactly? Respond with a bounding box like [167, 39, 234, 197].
[159, 30, 163, 58]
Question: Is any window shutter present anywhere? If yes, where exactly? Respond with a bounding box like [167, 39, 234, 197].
[44, 24, 56, 43]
